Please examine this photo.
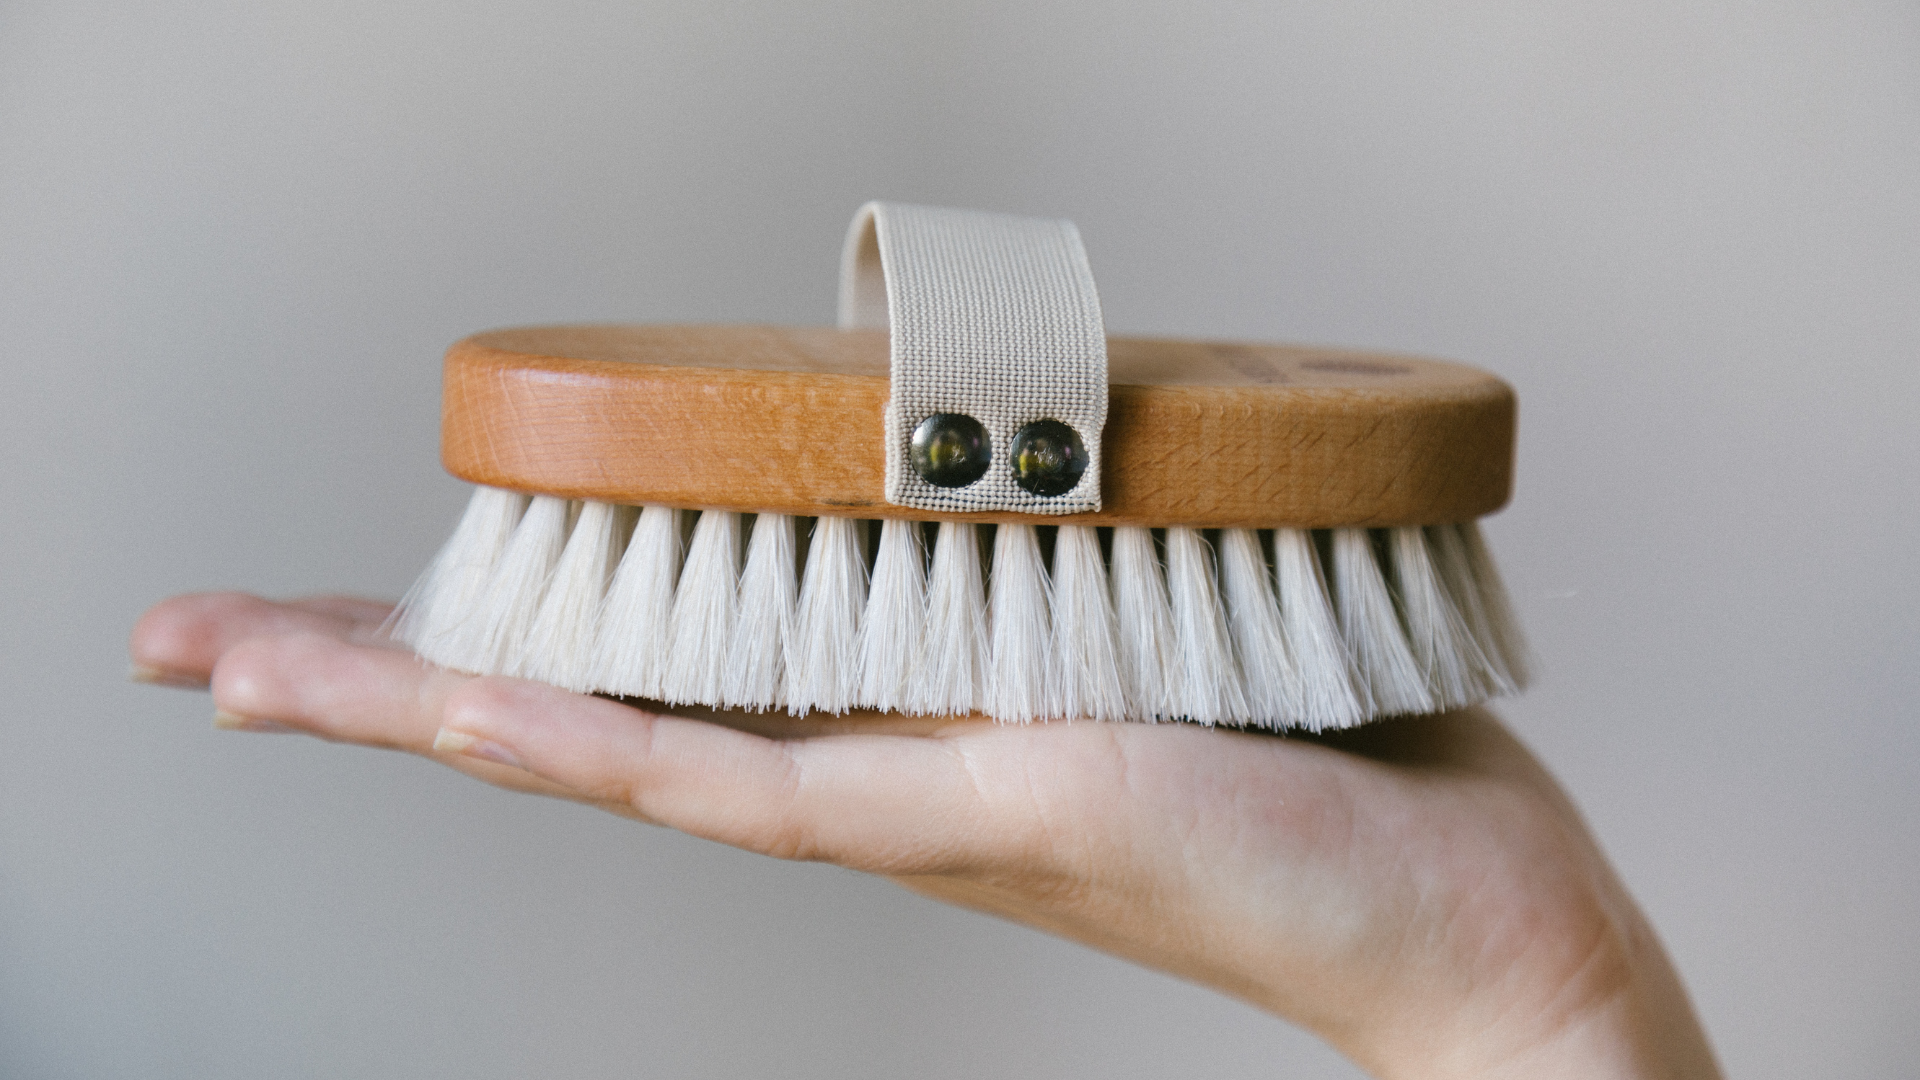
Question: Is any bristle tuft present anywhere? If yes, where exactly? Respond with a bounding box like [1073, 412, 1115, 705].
[1272, 529, 1366, 730]
[915, 523, 988, 717]
[787, 516, 868, 715]
[988, 524, 1053, 723]
[1220, 529, 1303, 729]
[725, 513, 797, 711]
[518, 501, 631, 690]
[591, 506, 684, 699]
[460, 496, 575, 675]
[1331, 528, 1434, 717]
[1389, 526, 1493, 709]
[1049, 526, 1126, 722]
[1165, 528, 1249, 725]
[1110, 527, 1177, 721]
[661, 511, 741, 705]
[858, 519, 927, 713]
[394, 486, 529, 669]
[1453, 521, 1532, 690]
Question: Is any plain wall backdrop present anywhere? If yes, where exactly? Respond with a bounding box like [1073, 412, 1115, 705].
[3, 2, 1915, 1077]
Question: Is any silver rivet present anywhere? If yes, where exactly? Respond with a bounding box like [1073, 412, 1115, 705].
[911, 413, 991, 488]
[1010, 420, 1087, 497]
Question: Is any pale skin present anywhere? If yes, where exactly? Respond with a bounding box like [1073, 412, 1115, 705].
[131, 592, 1721, 1079]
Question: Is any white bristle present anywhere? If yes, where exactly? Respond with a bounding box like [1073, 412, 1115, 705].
[1109, 526, 1177, 720]
[1452, 521, 1532, 690]
[1331, 528, 1434, 717]
[1219, 528, 1304, 729]
[1389, 526, 1494, 710]
[1049, 525, 1126, 722]
[402, 486, 1526, 726]
[393, 485, 529, 669]
[1165, 527, 1249, 726]
[457, 495, 575, 675]
[591, 505, 684, 699]
[915, 522, 988, 717]
[516, 501, 633, 690]
[857, 519, 927, 713]
[1272, 528, 1366, 730]
[660, 510, 742, 705]
[988, 524, 1053, 723]
[786, 516, 868, 715]
[724, 513, 797, 711]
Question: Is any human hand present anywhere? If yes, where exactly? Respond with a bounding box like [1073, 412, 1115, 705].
[131, 592, 1720, 1079]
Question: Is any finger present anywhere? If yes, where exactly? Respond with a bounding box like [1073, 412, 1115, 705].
[284, 595, 397, 626]
[437, 679, 1054, 877]
[131, 591, 391, 686]
[134, 593, 983, 739]
[214, 631, 459, 751]
[209, 631, 594, 806]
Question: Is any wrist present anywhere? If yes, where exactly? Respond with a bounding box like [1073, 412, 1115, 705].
[1372, 916, 1722, 1080]
[1465, 984, 1716, 1080]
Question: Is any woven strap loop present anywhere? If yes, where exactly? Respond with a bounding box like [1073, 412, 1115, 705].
[838, 202, 1108, 514]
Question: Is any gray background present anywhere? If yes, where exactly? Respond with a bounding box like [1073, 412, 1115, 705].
[3, 1, 1915, 1076]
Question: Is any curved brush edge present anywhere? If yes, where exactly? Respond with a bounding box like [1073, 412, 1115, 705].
[393, 485, 529, 669]
[1388, 525, 1494, 710]
[1452, 521, 1532, 690]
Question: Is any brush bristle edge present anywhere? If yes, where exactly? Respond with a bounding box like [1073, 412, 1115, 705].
[394, 487, 1529, 729]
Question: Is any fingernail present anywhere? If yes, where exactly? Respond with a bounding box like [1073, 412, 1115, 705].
[131, 664, 211, 690]
[213, 710, 297, 734]
[434, 728, 524, 769]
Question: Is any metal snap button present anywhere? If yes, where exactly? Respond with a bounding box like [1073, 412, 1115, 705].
[1010, 419, 1087, 497]
[910, 413, 991, 488]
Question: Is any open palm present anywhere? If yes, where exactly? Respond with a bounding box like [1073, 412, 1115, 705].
[131, 592, 1718, 1079]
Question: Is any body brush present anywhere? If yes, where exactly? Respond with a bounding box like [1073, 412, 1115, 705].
[394, 203, 1527, 729]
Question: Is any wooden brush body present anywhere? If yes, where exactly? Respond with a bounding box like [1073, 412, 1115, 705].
[401, 322, 1529, 730]
[441, 325, 1515, 529]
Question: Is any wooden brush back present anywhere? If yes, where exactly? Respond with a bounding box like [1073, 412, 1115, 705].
[442, 324, 1515, 528]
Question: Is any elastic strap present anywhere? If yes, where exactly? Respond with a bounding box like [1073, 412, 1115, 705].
[838, 202, 1108, 515]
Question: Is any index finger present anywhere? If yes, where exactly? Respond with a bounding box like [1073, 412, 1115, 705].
[131, 592, 397, 686]
[436, 678, 1064, 878]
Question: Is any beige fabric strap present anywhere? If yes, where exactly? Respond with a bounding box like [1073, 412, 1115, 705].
[838, 202, 1108, 515]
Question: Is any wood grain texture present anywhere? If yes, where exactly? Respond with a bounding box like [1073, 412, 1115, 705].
[441, 325, 1516, 528]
